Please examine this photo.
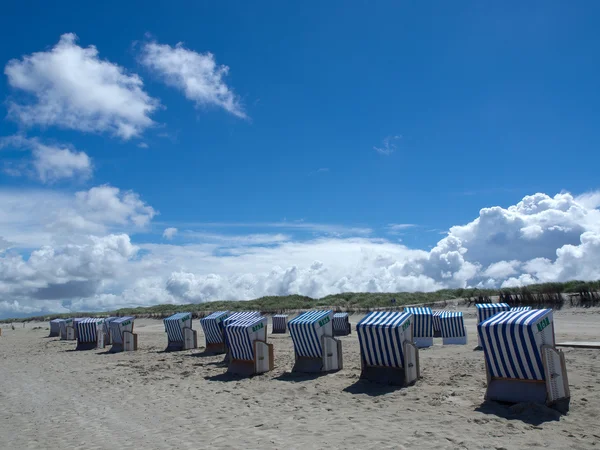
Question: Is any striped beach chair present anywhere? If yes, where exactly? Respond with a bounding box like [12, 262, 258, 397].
[49, 319, 61, 337]
[109, 317, 137, 352]
[404, 307, 433, 348]
[224, 316, 274, 376]
[76, 318, 104, 350]
[356, 311, 420, 386]
[68, 318, 86, 341]
[102, 317, 119, 345]
[476, 303, 510, 347]
[222, 312, 261, 360]
[288, 310, 343, 373]
[478, 309, 570, 410]
[200, 311, 230, 353]
[164, 312, 197, 351]
[510, 306, 532, 312]
[333, 313, 351, 336]
[439, 312, 467, 345]
[432, 310, 448, 338]
[271, 314, 288, 334]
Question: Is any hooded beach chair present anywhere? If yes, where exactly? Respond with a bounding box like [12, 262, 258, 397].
[164, 312, 197, 351]
[109, 317, 137, 352]
[49, 319, 61, 337]
[439, 312, 467, 345]
[356, 311, 420, 386]
[510, 306, 532, 312]
[432, 310, 449, 338]
[333, 312, 351, 336]
[271, 314, 288, 334]
[60, 318, 76, 340]
[102, 317, 119, 345]
[200, 311, 230, 353]
[224, 316, 274, 376]
[478, 309, 570, 411]
[475, 303, 510, 347]
[222, 312, 261, 360]
[76, 318, 105, 350]
[288, 310, 342, 373]
[404, 307, 433, 348]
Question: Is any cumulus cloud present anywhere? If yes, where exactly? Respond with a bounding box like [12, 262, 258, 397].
[163, 227, 178, 239]
[139, 41, 246, 118]
[4, 33, 158, 139]
[1, 135, 92, 182]
[2, 190, 600, 318]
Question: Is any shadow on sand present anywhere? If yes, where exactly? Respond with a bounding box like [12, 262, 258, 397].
[273, 371, 331, 383]
[475, 400, 564, 426]
[342, 379, 401, 397]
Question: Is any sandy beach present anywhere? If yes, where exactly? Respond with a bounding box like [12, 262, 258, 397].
[1, 307, 599, 450]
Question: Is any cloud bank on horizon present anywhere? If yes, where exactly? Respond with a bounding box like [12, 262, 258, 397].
[1, 33, 599, 317]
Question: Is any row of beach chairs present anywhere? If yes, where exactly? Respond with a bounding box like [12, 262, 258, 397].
[48, 304, 570, 411]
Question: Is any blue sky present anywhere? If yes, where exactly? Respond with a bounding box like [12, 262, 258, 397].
[1, 1, 600, 317]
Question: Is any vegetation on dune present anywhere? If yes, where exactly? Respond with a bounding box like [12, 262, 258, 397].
[2, 280, 599, 323]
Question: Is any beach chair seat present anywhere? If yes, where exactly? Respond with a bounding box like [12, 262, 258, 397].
[333, 312, 351, 336]
[357, 311, 420, 386]
[478, 309, 570, 411]
[440, 312, 467, 345]
[225, 316, 273, 376]
[289, 310, 343, 373]
[109, 317, 137, 352]
[404, 307, 433, 348]
[475, 303, 510, 347]
[164, 312, 197, 351]
[271, 314, 288, 334]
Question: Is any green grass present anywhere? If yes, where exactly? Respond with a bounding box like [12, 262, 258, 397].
[2, 279, 599, 323]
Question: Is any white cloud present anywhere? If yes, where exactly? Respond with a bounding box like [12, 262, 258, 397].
[374, 135, 401, 155]
[1, 190, 600, 317]
[140, 41, 246, 118]
[162, 227, 178, 239]
[5, 33, 158, 139]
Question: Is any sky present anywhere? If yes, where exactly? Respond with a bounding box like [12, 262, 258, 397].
[1, 1, 599, 318]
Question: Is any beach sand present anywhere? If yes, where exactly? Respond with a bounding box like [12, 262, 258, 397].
[1, 307, 599, 449]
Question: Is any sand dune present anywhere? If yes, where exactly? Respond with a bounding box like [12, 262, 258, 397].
[1, 307, 599, 449]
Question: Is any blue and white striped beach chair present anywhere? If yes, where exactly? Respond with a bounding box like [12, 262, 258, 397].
[76, 318, 104, 350]
[49, 319, 61, 337]
[271, 314, 288, 334]
[224, 316, 273, 376]
[432, 310, 448, 338]
[404, 307, 433, 348]
[164, 312, 197, 351]
[510, 306, 532, 312]
[222, 312, 261, 361]
[200, 311, 230, 353]
[476, 303, 510, 347]
[478, 309, 570, 410]
[356, 311, 420, 386]
[71, 318, 87, 340]
[439, 312, 467, 345]
[333, 312, 351, 336]
[109, 317, 137, 352]
[288, 310, 342, 373]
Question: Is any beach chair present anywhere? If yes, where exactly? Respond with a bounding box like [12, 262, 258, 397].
[478, 309, 570, 411]
[102, 317, 119, 345]
[356, 311, 420, 386]
[60, 318, 75, 340]
[404, 307, 433, 348]
[510, 306, 532, 312]
[200, 311, 230, 353]
[109, 317, 137, 352]
[289, 310, 342, 373]
[222, 312, 261, 360]
[224, 316, 274, 376]
[76, 318, 105, 350]
[271, 314, 288, 334]
[440, 312, 467, 345]
[333, 312, 351, 336]
[432, 310, 448, 338]
[475, 303, 510, 347]
[49, 319, 61, 337]
[71, 318, 87, 341]
[164, 312, 197, 351]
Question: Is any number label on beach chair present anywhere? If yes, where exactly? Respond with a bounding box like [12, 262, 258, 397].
[402, 320, 411, 331]
[537, 317, 550, 333]
[252, 322, 264, 332]
[318, 316, 330, 327]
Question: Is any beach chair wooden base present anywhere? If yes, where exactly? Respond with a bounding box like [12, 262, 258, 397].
[165, 341, 185, 352]
[360, 342, 420, 386]
[414, 337, 433, 348]
[48, 331, 59, 337]
[292, 336, 343, 373]
[205, 343, 227, 354]
[484, 346, 570, 411]
[227, 341, 274, 376]
[166, 329, 197, 352]
[443, 336, 467, 346]
[271, 328, 287, 334]
[110, 332, 138, 353]
[75, 341, 98, 351]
